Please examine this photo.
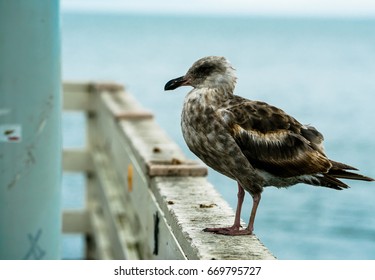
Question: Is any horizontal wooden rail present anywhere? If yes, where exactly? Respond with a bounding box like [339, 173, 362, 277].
[62, 81, 276, 260]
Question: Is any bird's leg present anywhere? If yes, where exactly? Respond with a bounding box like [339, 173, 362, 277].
[232, 183, 245, 230]
[203, 183, 250, 235]
[247, 193, 261, 233]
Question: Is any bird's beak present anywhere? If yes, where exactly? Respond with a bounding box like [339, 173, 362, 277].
[164, 76, 190, 91]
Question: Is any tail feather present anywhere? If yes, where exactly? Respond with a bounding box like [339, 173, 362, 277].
[327, 169, 374, 182]
[313, 160, 374, 190]
[329, 160, 358, 171]
[314, 174, 349, 190]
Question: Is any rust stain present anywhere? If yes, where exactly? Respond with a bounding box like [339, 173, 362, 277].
[127, 164, 133, 192]
[8, 136, 19, 141]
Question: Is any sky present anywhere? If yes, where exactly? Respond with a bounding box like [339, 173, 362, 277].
[61, 0, 375, 17]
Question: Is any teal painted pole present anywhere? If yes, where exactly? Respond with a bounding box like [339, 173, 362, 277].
[0, 1, 61, 259]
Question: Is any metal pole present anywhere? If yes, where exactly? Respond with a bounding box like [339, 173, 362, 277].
[0, 0, 61, 259]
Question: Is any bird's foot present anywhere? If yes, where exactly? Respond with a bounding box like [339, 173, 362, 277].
[203, 225, 253, 236]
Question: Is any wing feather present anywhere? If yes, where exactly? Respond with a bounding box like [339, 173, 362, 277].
[219, 98, 332, 177]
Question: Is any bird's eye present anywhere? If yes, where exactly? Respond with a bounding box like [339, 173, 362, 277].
[195, 64, 216, 76]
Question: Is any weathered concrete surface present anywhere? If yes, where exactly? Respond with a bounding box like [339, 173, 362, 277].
[151, 177, 276, 260]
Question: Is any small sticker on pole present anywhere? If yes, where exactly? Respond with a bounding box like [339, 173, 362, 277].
[0, 124, 22, 143]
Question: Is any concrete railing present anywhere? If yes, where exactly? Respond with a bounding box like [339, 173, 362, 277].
[62, 81, 276, 260]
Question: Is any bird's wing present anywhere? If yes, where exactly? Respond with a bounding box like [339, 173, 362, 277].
[219, 98, 332, 177]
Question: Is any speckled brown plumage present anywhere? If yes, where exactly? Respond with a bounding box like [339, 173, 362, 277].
[165, 56, 374, 236]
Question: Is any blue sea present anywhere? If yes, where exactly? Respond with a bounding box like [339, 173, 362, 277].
[61, 12, 375, 259]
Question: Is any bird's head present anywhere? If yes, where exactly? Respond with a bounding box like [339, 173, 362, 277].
[164, 56, 237, 93]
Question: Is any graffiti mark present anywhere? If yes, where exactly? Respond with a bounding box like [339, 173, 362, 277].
[23, 229, 46, 260]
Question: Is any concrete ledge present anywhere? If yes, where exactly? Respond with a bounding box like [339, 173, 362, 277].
[151, 177, 275, 260]
[62, 81, 276, 260]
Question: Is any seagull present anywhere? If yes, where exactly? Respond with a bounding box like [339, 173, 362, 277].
[164, 56, 374, 236]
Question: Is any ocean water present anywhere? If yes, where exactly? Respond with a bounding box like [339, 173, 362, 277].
[61, 12, 375, 259]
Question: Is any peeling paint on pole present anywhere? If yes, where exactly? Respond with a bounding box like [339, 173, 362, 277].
[0, 125, 22, 142]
